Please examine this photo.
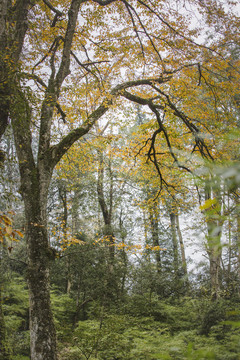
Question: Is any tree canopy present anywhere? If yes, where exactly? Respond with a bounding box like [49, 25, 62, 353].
[0, 0, 240, 358]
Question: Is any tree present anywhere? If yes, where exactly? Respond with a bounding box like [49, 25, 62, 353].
[3, 0, 240, 358]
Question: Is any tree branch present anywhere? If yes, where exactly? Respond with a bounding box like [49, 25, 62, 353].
[92, 0, 118, 5]
[50, 76, 171, 166]
[42, 0, 63, 17]
[56, 0, 87, 87]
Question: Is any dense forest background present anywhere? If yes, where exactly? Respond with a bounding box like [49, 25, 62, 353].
[1, 105, 240, 359]
[0, 0, 240, 358]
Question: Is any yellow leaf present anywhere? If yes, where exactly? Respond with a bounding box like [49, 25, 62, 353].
[199, 198, 217, 211]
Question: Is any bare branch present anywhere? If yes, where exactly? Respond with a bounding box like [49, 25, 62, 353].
[137, 0, 223, 59]
[42, 0, 63, 16]
[121, 0, 145, 59]
[56, 0, 87, 88]
[71, 50, 102, 84]
[50, 76, 170, 165]
[92, 0, 118, 5]
[149, 85, 214, 160]
[122, 0, 166, 69]
[22, 72, 47, 88]
[198, 63, 202, 86]
[50, 98, 111, 166]
[32, 36, 64, 72]
[55, 103, 67, 123]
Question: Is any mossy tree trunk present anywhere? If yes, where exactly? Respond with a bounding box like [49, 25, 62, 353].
[97, 151, 115, 262]
[11, 87, 57, 358]
[25, 193, 57, 360]
[0, 0, 30, 143]
[9, 1, 88, 356]
[97, 150, 118, 300]
[10, 19, 115, 353]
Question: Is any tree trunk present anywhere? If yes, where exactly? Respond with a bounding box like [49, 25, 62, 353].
[169, 212, 179, 277]
[97, 151, 114, 261]
[235, 195, 240, 296]
[11, 89, 58, 358]
[149, 201, 161, 273]
[58, 182, 72, 293]
[204, 182, 223, 300]
[24, 186, 58, 360]
[0, 0, 30, 143]
[175, 213, 189, 287]
[0, 0, 11, 142]
[226, 194, 232, 289]
[119, 208, 128, 298]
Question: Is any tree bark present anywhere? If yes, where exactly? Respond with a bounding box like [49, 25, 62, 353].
[97, 151, 114, 261]
[149, 201, 161, 273]
[26, 213, 57, 360]
[169, 212, 179, 278]
[175, 213, 189, 287]
[21, 164, 57, 360]
[235, 195, 240, 296]
[0, 0, 12, 142]
[204, 182, 223, 300]
[0, 0, 30, 143]
[58, 182, 72, 293]
[11, 85, 57, 358]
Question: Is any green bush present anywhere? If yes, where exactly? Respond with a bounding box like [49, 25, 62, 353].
[3, 274, 29, 358]
[73, 315, 134, 360]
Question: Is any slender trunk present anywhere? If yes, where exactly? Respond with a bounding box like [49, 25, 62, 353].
[204, 182, 223, 300]
[71, 189, 80, 235]
[169, 212, 179, 277]
[74, 279, 81, 325]
[143, 210, 148, 245]
[58, 183, 71, 293]
[208, 249, 221, 299]
[235, 196, 240, 295]
[97, 151, 114, 261]
[119, 209, 128, 297]
[237, 217, 240, 295]
[149, 202, 161, 273]
[227, 195, 232, 288]
[97, 151, 119, 300]
[175, 214, 189, 287]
